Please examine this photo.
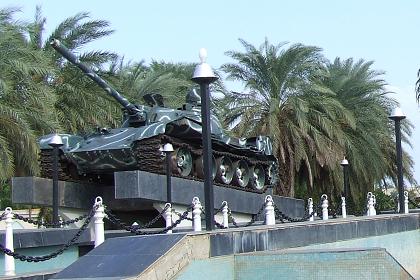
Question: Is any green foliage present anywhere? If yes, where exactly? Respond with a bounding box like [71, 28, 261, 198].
[0, 184, 13, 210]
[373, 189, 396, 212]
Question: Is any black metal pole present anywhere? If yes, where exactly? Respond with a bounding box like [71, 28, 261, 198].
[52, 146, 59, 227]
[199, 82, 214, 230]
[394, 119, 405, 213]
[165, 151, 172, 203]
[343, 165, 349, 199]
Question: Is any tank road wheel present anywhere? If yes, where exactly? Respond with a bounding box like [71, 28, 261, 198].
[172, 147, 193, 176]
[267, 162, 279, 185]
[193, 155, 216, 179]
[248, 164, 266, 191]
[233, 160, 250, 187]
[215, 156, 234, 184]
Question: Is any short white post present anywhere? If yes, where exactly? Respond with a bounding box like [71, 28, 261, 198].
[59, 216, 64, 228]
[341, 197, 347, 219]
[94, 197, 105, 247]
[4, 207, 15, 276]
[265, 195, 275, 225]
[164, 203, 173, 234]
[308, 198, 314, 221]
[321, 194, 328, 220]
[192, 197, 202, 232]
[222, 201, 229, 228]
[366, 192, 376, 216]
[404, 191, 409, 214]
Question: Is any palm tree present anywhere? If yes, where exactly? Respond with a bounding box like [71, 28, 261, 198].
[27, 7, 121, 133]
[221, 38, 348, 196]
[320, 58, 415, 209]
[0, 7, 55, 178]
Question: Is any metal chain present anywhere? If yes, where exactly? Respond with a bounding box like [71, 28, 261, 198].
[12, 213, 88, 228]
[175, 210, 193, 221]
[214, 220, 226, 229]
[328, 200, 342, 218]
[105, 205, 193, 235]
[104, 204, 170, 231]
[214, 201, 227, 215]
[228, 202, 266, 228]
[273, 204, 315, 223]
[0, 207, 96, 262]
[137, 204, 170, 229]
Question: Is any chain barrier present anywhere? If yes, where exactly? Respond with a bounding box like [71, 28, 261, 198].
[214, 220, 226, 229]
[227, 202, 266, 228]
[273, 204, 316, 223]
[214, 201, 227, 215]
[12, 213, 88, 228]
[104, 205, 192, 235]
[328, 200, 342, 218]
[135, 204, 171, 229]
[0, 207, 96, 262]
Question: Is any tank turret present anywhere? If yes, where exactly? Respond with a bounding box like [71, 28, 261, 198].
[39, 40, 279, 193]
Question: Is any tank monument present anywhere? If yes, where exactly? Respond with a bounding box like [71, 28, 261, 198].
[12, 39, 304, 228]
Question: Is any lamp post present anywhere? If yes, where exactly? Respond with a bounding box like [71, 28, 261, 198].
[48, 134, 63, 227]
[389, 107, 406, 214]
[192, 48, 218, 231]
[163, 143, 174, 203]
[340, 157, 349, 200]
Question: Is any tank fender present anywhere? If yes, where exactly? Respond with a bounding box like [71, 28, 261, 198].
[38, 133, 84, 151]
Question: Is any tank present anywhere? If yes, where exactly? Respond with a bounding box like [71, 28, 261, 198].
[39, 39, 278, 193]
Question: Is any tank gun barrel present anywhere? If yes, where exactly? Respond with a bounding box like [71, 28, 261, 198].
[50, 39, 144, 121]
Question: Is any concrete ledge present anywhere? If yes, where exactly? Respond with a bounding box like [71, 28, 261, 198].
[209, 213, 420, 256]
[50, 213, 420, 279]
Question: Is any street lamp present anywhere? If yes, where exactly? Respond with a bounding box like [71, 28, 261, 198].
[192, 48, 218, 231]
[48, 134, 63, 227]
[389, 107, 406, 214]
[162, 143, 174, 203]
[340, 157, 349, 200]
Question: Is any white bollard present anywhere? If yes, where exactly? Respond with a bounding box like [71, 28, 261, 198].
[308, 198, 314, 221]
[192, 197, 202, 232]
[59, 216, 64, 228]
[4, 207, 15, 276]
[321, 194, 328, 220]
[366, 192, 376, 216]
[94, 197, 105, 247]
[372, 194, 376, 216]
[341, 197, 347, 219]
[265, 195, 275, 225]
[222, 201, 229, 228]
[404, 191, 409, 214]
[164, 203, 173, 234]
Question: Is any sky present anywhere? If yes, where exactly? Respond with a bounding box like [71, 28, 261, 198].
[2, 0, 420, 183]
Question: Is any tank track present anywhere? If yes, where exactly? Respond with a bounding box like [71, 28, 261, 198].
[39, 135, 274, 194]
[39, 150, 73, 181]
[132, 135, 272, 194]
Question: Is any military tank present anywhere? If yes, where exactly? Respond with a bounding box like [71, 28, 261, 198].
[39, 39, 278, 193]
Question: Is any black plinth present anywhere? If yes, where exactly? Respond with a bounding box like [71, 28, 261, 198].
[11, 171, 304, 217]
[115, 170, 304, 216]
